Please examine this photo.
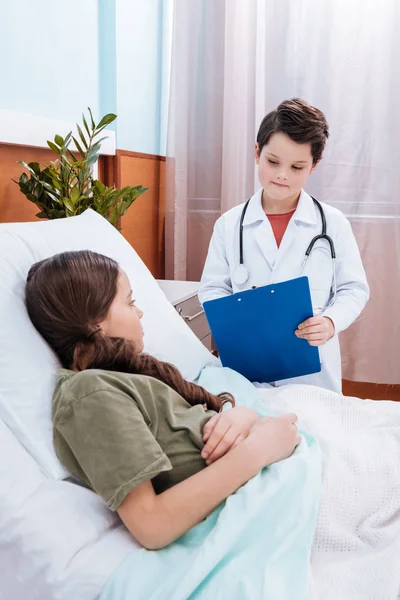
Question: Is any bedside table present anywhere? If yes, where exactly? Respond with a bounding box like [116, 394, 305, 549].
[157, 280, 212, 349]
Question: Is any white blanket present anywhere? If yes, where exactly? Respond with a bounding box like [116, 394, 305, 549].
[258, 385, 400, 600]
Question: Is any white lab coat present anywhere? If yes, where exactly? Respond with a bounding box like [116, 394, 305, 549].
[199, 189, 370, 393]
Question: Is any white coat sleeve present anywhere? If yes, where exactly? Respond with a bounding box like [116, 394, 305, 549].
[198, 217, 233, 304]
[322, 215, 370, 334]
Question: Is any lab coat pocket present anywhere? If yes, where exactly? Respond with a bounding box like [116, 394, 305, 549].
[310, 289, 331, 315]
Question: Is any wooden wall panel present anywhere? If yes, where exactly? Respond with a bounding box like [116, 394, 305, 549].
[342, 380, 400, 401]
[0, 143, 56, 223]
[158, 160, 166, 277]
[117, 150, 166, 279]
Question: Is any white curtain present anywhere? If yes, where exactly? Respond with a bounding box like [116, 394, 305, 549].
[166, 0, 400, 384]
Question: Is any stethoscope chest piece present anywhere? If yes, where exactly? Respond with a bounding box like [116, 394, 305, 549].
[233, 264, 249, 285]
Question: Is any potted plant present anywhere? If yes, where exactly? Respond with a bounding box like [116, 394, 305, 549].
[14, 108, 148, 229]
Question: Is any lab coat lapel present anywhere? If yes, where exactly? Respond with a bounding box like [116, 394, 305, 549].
[242, 189, 278, 270]
[254, 220, 278, 270]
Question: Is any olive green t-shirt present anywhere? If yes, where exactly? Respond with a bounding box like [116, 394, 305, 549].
[53, 369, 216, 510]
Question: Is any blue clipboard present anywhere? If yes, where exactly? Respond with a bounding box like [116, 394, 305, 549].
[203, 276, 321, 383]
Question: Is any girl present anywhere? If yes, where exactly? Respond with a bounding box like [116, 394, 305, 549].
[25, 249, 299, 550]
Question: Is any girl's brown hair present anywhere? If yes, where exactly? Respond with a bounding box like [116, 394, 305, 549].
[25, 250, 234, 412]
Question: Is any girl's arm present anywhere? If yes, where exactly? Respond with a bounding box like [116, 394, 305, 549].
[201, 405, 260, 464]
[117, 413, 299, 549]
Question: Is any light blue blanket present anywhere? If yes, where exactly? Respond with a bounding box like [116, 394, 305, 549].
[100, 367, 322, 600]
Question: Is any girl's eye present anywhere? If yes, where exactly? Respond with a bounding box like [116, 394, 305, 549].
[268, 159, 278, 165]
[292, 166, 304, 171]
[130, 299, 136, 306]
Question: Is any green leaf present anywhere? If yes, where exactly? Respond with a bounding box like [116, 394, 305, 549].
[87, 154, 99, 166]
[72, 136, 86, 157]
[80, 197, 93, 211]
[70, 186, 80, 204]
[42, 181, 61, 195]
[107, 208, 118, 225]
[87, 143, 101, 159]
[35, 211, 48, 219]
[33, 183, 43, 199]
[62, 196, 76, 213]
[28, 162, 41, 175]
[64, 131, 72, 147]
[48, 209, 67, 219]
[33, 200, 46, 210]
[54, 134, 64, 147]
[87, 155, 100, 169]
[18, 160, 31, 171]
[43, 192, 61, 206]
[82, 112, 91, 138]
[89, 141, 101, 154]
[47, 141, 61, 155]
[76, 124, 88, 149]
[96, 113, 117, 130]
[67, 149, 79, 163]
[92, 135, 108, 147]
[88, 106, 96, 129]
[137, 185, 149, 195]
[93, 179, 106, 193]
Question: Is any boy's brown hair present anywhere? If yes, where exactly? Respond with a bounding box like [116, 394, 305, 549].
[256, 98, 329, 165]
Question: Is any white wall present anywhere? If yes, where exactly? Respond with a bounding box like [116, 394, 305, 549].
[0, 0, 100, 123]
[0, 0, 171, 155]
[115, 0, 172, 155]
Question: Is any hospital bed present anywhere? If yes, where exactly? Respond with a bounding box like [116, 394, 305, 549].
[1, 210, 399, 599]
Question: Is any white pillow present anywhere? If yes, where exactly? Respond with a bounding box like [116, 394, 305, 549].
[0, 209, 216, 478]
[0, 416, 137, 600]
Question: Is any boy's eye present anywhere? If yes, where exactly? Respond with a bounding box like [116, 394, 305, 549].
[292, 165, 304, 171]
[268, 159, 278, 165]
[130, 299, 136, 306]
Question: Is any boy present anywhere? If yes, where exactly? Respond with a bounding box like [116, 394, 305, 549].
[198, 98, 369, 392]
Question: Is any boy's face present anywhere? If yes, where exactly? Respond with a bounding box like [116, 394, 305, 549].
[255, 131, 316, 202]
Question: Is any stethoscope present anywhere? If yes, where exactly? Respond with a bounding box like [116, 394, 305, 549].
[232, 196, 337, 309]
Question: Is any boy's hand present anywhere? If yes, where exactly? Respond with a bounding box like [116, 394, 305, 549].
[295, 316, 335, 346]
[201, 406, 259, 465]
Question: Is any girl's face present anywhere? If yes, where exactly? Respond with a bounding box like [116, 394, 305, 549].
[99, 269, 144, 352]
[255, 131, 316, 203]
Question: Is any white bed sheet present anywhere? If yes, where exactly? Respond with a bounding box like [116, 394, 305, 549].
[259, 384, 400, 600]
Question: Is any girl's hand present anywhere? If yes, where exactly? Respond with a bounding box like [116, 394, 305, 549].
[246, 413, 301, 469]
[201, 406, 259, 465]
[295, 315, 335, 346]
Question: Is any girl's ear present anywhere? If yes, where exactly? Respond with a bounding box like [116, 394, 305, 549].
[254, 143, 261, 164]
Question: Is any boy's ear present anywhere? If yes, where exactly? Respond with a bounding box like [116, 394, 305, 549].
[310, 160, 319, 174]
[254, 143, 261, 164]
